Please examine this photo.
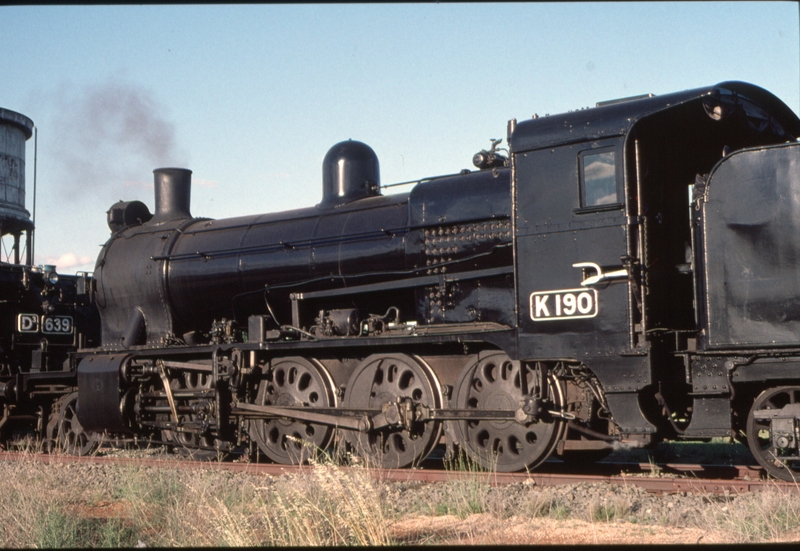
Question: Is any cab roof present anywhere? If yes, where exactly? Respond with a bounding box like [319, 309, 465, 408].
[509, 81, 800, 152]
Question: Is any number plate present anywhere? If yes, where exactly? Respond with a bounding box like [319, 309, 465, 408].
[17, 314, 73, 335]
[530, 288, 598, 321]
[42, 316, 73, 334]
[17, 314, 39, 333]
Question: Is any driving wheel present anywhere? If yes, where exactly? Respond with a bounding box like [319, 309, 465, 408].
[250, 357, 337, 464]
[452, 353, 565, 472]
[343, 354, 443, 468]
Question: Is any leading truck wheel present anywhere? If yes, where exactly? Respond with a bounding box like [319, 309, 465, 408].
[55, 392, 100, 456]
[452, 354, 565, 472]
[746, 386, 800, 482]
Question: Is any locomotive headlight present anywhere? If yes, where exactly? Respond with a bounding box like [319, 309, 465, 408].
[43, 265, 59, 285]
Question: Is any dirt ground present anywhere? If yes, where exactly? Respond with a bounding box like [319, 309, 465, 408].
[388, 513, 799, 545]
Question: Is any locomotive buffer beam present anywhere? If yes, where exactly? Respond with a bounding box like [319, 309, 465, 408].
[232, 399, 574, 433]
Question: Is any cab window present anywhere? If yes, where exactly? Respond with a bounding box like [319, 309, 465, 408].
[580, 149, 618, 207]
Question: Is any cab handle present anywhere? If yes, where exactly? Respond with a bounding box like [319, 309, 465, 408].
[573, 262, 628, 287]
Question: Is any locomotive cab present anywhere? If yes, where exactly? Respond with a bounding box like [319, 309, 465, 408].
[510, 82, 800, 439]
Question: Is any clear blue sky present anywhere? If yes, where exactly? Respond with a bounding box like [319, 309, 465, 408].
[1, 2, 798, 273]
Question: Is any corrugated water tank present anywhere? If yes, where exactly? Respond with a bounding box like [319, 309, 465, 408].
[0, 108, 34, 264]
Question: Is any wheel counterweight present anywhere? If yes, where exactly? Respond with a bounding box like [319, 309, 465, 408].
[452, 353, 565, 472]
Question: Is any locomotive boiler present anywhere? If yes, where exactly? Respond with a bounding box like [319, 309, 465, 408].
[75, 81, 800, 481]
[94, 140, 513, 348]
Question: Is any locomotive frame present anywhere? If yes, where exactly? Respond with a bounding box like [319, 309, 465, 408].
[7, 81, 800, 480]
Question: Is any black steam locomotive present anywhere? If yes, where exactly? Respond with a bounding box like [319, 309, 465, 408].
[59, 80, 800, 480]
[0, 263, 99, 451]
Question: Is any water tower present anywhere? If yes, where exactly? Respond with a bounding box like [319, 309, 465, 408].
[0, 108, 34, 265]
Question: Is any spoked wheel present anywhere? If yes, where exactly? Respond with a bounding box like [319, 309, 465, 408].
[56, 392, 100, 456]
[343, 354, 443, 469]
[746, 386, 800, 482]
[250, 357, 337, 464]
[452, 353, 566, 472]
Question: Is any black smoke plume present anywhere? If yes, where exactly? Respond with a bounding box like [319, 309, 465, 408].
[49, 80, 187, 204]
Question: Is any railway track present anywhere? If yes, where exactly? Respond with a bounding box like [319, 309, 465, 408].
[1, 450, 796, 496]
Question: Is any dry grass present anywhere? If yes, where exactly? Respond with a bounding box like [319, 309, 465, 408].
[0, 449, 393, 547]
[0, 447, 798, 546]
[696, 483, 800, 543]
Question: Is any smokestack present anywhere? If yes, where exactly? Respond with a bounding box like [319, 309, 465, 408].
[153, 167, 192, 221]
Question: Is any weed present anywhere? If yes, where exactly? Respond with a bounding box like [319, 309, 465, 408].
[550, 503, 572, 520]
[698, 485, 800, 542]
[588, 497, 630, 522]
[35, 510, 79, 548]
[428, 449, 492, 519]
[646, 455, 662, 477]
[525, 492, 569, 519]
